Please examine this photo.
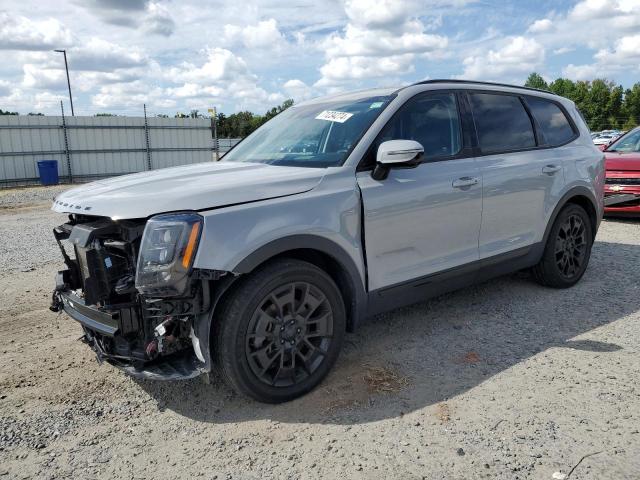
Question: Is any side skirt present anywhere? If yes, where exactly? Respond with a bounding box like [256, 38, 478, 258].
[365, 243, 544, 318]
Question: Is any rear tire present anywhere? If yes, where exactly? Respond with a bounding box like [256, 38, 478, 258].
[213, 258, 345, 403]
[532, 203, 593, 288]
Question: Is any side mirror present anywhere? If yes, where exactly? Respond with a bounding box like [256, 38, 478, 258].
[372, 140, 424, 180]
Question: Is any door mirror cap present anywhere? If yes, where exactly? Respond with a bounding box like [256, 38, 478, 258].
[377, 139, 424, 166]
[372, 140, 424, 181]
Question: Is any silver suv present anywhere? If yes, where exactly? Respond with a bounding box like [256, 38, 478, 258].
[50, 80, 604, 403]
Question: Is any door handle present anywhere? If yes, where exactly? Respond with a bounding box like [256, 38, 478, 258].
[542, 165, 561, 175]
[452, 176, 479, 189]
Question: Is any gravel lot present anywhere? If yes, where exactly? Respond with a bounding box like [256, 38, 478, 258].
[1, 185, 639, 479]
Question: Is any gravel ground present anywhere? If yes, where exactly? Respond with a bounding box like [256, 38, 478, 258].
[0, 186, 639, 479]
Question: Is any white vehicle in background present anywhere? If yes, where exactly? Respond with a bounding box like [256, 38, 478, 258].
[594, 134, 616, 146]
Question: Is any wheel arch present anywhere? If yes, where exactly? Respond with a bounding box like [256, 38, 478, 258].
[543, 186, 599, 246]
[232, 235, 367, 332]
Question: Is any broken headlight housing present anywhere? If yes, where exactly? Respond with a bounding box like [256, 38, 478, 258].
[135, 212, 203, 296]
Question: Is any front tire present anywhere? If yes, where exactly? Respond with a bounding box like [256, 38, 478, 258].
[213, 258, 346, 403]
[532, 203, 593, 288]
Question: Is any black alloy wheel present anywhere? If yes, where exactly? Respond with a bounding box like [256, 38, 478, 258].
[554, 213, 588, 279]
[214, 258, 345, 403]
[245, 281, 334, 387]
[532, 203, 593, 288]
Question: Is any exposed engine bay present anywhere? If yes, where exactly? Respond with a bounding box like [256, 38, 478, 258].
[50, 213, 222, 379]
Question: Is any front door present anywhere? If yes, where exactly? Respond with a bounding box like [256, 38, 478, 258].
[357, 92, 482, 291]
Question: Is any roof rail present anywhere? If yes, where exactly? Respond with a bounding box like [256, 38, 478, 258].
[410, 79, 552, 95]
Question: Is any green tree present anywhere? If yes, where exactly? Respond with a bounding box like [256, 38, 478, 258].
[0, 108, 18, 115]
[587, 79, 614, 130]
[529, 73, 640, 130]
[622, 83, 640, 129]
[606, 85, 624, 129]
[548, 78, 576, 99]
[524, 73, 549, 91]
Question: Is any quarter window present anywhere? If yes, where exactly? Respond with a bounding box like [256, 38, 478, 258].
[469, 93, 536, 153]
[526, 96, 576, 146]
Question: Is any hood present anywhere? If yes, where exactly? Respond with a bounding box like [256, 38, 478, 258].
[52, 161, 326, 219]
[605, 151, 640, 172]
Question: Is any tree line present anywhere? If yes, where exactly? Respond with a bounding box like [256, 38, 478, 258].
[524, 73, 640, 131]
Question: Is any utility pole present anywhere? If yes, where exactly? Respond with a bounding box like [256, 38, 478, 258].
[208, 107, 219, 161]
[54, 49, 74, 116]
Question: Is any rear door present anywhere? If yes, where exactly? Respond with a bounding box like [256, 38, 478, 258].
[357, 91, 482, 291]
[468, 91, 571, 259]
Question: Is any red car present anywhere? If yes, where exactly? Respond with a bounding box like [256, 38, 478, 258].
[604, 126, 640, 215]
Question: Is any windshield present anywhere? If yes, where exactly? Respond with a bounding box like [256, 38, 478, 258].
[607, 129, 640, 152]
[223, 95, 393, 167]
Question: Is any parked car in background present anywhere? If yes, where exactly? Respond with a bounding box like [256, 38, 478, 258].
[49, 80, 604, 403]
[603, 126, 640, 215]
[593, 134, 617, 149]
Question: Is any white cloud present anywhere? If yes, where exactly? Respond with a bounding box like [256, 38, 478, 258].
[594, 34, 640, 64]
[0, 79, 12, 97]
[318, 54, 415, 86]
[283, 79, 314, 101]
[223, 19, 285, 49]
[316, 0, 448, 86]
[32, 91, 68, 110]
[80, 0, 175, 35]
[166, 48, 252, 84]
[459, 36, 545, 80]
[158, 47, 281, 112]
[344, 0, 417, 30]
[553, 46, 574, 55]
[562, 63, 602, 80]
[68, 38, 148, 72]
[0, 11, 73, 50]
[527, 0, 640, 51]
[17, 38, 148, 93]
[144, 2, 175, 36]
[22, 64, 67, 90]
[563, 33, 640, 80]
[91, 81, 175, 110]
[568, 0, 636, 21]
[527, 18, 552, 33]
[322, 22, 447, 58]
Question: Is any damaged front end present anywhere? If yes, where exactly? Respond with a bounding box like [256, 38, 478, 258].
[50, 212, 223, 380]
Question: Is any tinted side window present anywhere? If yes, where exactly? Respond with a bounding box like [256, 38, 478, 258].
[526, 96, 575, 146]
[377, 92, 462, 159]
[469, 93, 536, 153]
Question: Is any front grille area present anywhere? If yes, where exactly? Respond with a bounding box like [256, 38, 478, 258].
[606, 177, 640, 185]
[53, 214, 209, 373]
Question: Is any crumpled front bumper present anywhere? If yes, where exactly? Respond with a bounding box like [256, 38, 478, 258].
[58, 290, 119, 336]
[53, 288, 209, 381]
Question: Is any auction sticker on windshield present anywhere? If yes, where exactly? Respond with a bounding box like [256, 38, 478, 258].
[315, 110, 353, 123]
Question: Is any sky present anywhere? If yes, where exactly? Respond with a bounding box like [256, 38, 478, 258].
[0, 0, 639, 116]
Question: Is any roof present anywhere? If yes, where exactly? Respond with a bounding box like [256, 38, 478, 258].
[296, 79, 562, 108]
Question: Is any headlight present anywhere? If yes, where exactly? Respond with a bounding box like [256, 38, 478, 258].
[135, 212, 203, 296]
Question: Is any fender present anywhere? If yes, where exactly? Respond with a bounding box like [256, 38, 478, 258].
[542, 186, 600, 246]
[233, 234, 368, 331]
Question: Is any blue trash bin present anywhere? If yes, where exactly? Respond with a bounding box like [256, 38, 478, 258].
[37, 160, 59, 186]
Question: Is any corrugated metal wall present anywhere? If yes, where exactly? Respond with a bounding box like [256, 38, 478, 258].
[0, 115, 240, 187]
